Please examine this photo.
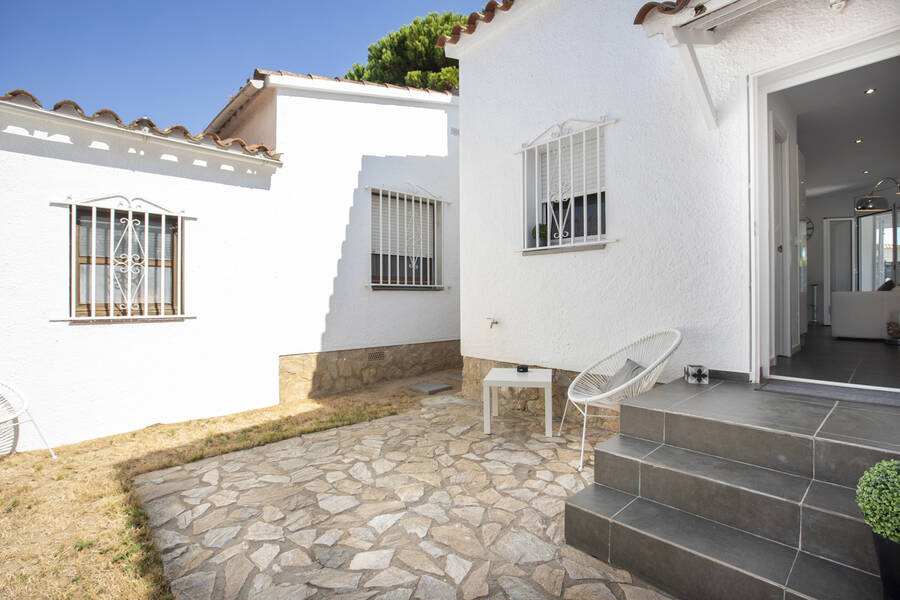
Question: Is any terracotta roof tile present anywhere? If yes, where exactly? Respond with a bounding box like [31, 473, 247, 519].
[0, 89, 281, 160]
[633, 0, 691, 25]
[436, 0, 516, 48]
[252, 68, 456, 95]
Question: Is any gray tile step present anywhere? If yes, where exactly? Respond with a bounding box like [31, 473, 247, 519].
[593, 434, 880, 573]
[565, 485, 881, 600]
[801, 480, 879, 574]
[594, 435, 809, 546]
[619, 380, 900, 486]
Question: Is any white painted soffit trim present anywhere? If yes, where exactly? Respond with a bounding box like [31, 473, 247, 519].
[640, 0, 780, 43]
[0, 100, 283, 167]
[264, 75, 459, 106]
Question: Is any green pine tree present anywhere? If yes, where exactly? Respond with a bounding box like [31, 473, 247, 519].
[346, 12, 468, 91]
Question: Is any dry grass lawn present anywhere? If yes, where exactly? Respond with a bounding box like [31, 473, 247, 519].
[0, 369, 461, 600]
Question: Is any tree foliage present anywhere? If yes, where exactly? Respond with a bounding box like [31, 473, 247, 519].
[346, 12, 467, 91]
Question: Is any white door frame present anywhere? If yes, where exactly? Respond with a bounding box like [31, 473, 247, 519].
[769, 113, 791, 360]
[749, 26, 900, 382]
[822, 217, 858, 326]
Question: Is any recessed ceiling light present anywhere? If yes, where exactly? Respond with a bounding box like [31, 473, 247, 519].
[865, 88, 877, 95]
[800, 180, 806, 184]
[855, 138, 863, 144]
[864, 170, 870, 174]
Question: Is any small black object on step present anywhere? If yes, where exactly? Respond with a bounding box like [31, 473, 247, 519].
[516, 365, 528, 373]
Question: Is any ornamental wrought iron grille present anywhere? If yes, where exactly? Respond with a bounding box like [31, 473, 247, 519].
[521, 120, 610, 249]
[370, 189, 444, 288]
[66, 195, 188, 319]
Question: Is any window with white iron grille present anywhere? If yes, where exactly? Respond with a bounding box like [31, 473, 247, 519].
[521, 121, 609, 250]
[66, 195, 188, 320]
[370, 189, 443, 288]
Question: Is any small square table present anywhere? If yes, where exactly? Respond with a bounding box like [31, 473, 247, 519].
[482, 367, 553, 437]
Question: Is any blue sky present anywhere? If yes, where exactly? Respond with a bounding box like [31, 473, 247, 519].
[0, 1, 478, 132]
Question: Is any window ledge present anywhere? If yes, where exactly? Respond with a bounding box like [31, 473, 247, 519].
[518, 239, 617, 256]
[51, 316, 197, 325]
[368, 285, 446, 291]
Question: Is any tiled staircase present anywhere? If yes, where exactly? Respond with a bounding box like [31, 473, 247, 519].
[564, 380, 900, 600]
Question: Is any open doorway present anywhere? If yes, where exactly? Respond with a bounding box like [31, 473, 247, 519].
[765, 55, 900, 390]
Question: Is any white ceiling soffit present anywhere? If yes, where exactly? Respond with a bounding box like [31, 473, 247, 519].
[772, 54, 900, 200]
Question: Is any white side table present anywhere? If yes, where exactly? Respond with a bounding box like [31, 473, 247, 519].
[482, 367, 553, 438]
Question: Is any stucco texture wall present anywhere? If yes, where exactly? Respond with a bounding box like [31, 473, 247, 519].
[0, 110, 280, 451]
[0, 82, 462, 451]
[454, 0, 898, 379]
[264, 88, 461, 357]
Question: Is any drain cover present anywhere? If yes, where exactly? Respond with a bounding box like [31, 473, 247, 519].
[410, 382, 452, 395]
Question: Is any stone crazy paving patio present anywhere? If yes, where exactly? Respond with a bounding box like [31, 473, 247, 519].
[134, 394, 671, 600]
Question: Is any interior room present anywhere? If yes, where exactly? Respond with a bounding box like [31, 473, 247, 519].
[767, 55, 900, 390]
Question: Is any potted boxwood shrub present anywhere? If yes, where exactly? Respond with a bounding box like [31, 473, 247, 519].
[857, 459, 900, 599]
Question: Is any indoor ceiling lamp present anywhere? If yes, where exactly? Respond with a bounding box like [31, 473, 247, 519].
[855, 177, 900, 212]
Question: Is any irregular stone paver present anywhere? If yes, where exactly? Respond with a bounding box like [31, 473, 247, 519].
[497, 575, 546, 600]
[533, 563, 565, 596]
[136, 392, 674, 599]
[564, 582, 617, 599]
[171, 571, 216, 600]
[414, 575, 456, 600]
[349, 549, 395, 570]
[364, 567, 418, 588]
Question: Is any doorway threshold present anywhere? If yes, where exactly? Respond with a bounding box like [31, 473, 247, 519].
[763, 375, 900, 407]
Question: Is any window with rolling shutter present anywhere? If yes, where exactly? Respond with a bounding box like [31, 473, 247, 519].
[370, 189, 443, 288]
[522, 122, 610, 250]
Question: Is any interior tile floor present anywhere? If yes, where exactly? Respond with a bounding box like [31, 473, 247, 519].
[772, 325, 900, 388]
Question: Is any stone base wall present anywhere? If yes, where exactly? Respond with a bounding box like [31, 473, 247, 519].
[462, 356, 620, 431]
[279, 340, 461, 402]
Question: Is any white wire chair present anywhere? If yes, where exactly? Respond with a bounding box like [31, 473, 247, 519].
[559, 329, 682, 470]
[0, 383, 56, 458]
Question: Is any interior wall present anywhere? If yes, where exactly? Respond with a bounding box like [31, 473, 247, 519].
[801, 187, 863, 322]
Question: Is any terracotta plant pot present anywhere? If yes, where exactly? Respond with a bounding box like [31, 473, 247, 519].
[873, 531, 900, 600]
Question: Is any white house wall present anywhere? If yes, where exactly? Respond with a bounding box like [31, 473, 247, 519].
[454, 0, 898, 379]
[0, 110, 281, 451]
[261, 88, 460, 356]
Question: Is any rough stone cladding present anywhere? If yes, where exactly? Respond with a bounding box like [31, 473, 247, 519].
[280, 340, 461, 401]
[462, 356, 619, 431]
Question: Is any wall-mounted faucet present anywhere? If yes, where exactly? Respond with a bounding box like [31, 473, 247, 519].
[486, 317, 498, 328]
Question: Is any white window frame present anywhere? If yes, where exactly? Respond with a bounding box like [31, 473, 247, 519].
[519, 119, 614, 254]
[53, 194, 194, 323]
[369, 187, 444, 290]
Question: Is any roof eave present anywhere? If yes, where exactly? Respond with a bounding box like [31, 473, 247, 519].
[436, 0, 516, 57]
[0, 99, 283, 167]
[264, 73, 458, 106]
[204, 78, 264, 136]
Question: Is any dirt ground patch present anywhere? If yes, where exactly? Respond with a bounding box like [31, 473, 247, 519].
[0, 369, 460, 600]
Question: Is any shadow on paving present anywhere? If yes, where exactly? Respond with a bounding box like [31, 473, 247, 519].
[129, 393, 673, 600]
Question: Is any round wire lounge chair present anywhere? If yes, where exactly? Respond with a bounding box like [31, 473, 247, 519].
[559, 329, 682, 470]
[0, 383, 56, 458]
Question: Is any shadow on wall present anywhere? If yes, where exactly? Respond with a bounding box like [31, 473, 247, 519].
[0, 111, 277, 189]
[280, 152, 461, 401]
